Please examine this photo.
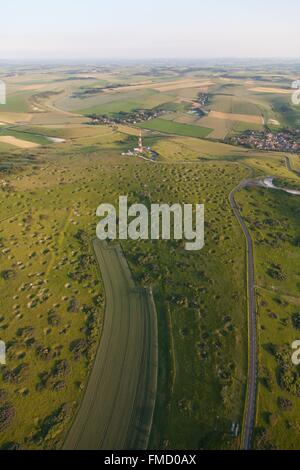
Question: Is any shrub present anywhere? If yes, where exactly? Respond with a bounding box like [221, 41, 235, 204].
[292, 313, 300, 330]
[277, 396, 293, 411]
[0, 403, 15, 431]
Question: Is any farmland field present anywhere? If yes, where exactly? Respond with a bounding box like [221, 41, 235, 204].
[64, 240, 157, 450]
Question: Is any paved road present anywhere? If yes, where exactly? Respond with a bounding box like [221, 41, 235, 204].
[64, 240, 158, 450]
[229, 184, 257, 450]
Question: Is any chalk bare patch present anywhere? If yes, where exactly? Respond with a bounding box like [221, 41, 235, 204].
[19, 84, 46, 91]
[268, 119, 280, 126]
[249, 87, 292, 95]
[0, 136, 40, 148]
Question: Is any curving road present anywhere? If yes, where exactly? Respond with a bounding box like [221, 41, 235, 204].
[64, 240, 158, 450]
[229, 183, 257, 450]
[230, 168, 300, 449]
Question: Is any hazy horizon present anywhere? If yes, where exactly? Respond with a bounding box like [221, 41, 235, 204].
[1, 0, 299, 60]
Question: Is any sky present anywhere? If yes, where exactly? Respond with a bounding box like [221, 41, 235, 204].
[0, 0, 299, 60]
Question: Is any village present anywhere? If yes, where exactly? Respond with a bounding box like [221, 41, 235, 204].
[229, 129, 300, 153]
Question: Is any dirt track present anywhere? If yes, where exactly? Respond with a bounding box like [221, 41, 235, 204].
[63, 240, 158, 450]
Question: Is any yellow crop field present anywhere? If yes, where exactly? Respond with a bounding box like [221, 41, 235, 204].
[209, 110, 263, 124]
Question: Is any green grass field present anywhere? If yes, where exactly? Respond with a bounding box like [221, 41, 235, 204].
[64, 89, 174, 115]
[0, 127, 51, 145]
[0, 93, 30, 113]
[122, 162, 248, 449]
[137, 118, 213, 138]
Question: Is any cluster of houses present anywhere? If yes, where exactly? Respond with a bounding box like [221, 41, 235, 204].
[88, 108, 166, 127]
[188, 93, 210, 117]
[197, 93, 209, 107]
[230, 129, 300, 153]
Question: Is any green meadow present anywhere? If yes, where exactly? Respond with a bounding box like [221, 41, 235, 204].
[137, 118, 213, 138]
[0, 93, 30, 113]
